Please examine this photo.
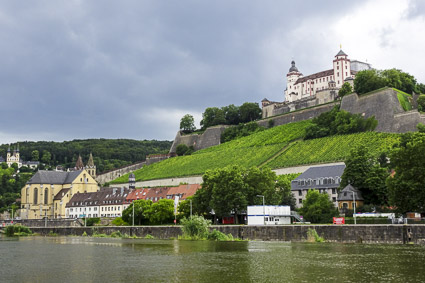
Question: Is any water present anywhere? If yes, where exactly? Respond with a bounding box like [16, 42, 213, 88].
[1, 236, 424, 282]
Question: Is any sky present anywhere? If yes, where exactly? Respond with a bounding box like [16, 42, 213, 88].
[1, 0, 424, 144]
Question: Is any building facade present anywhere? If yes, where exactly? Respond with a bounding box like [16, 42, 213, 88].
[20, 169, 99, 219]
[291, 164, 346, 208]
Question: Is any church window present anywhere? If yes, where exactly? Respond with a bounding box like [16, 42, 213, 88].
[44, 188, 48, 204]
[34, 188, 38, 204]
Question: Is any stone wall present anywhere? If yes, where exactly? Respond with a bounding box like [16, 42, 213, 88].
[95, 162, 145, 185]
[169, 125, 229, 153]
[24, 224, 425, 244]
[340, 88, 425, 133]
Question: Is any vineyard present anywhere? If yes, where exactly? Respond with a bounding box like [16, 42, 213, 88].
[111, 121, 402, 184]
[111, 120, 311, 183]
[266, 132, 400, 169]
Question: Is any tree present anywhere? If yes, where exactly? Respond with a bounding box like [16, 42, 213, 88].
[180, 114, 196, 133]
[122, 199, 153, 225]
[176, 144, 189, 156]
[299, 190, 338, 223]
[417, 83, 425, 94]
[31, 150, 39, 161]
[387, 133, 425, 213]
[194, 166, 281, 223]
[147, 199, 174, 224]
[304, 106, 377, 140]
[354, 69, 387, 95]
[222, 104, 240, 125]
[340, 145, 389, 206]
[381, 69, 417, 94]
[41, 150, 51, 165]
[239, 102, 262, 123]
[417, 95, 425, 112]
[338, 82, 353, 97]
[275, 174, 298, 209]
[200, 107, 226, 129]
[178, 196, 193, 219]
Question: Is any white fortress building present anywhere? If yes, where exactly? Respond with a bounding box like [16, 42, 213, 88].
[262, 49, 371, 118]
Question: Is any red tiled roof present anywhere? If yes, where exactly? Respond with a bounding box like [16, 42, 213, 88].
[145, 187, 171, 203]
[166, 184, 201, 200]
[295, 69, 334, 84]
[124, 188, 149, 204]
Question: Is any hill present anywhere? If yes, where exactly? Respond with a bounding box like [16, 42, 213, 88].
[111, 120, 400, 184]
[0, 139, 172, 173]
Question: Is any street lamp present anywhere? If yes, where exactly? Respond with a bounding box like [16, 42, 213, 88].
[132, 202, 135, 226]
[256, 195, 265, 225]
[190, 199, 192, 218]
[353, 191, 356, 225]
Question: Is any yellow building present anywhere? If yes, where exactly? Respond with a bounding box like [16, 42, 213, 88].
[20, 169, 99, 219]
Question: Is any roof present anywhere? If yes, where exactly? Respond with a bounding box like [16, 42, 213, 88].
[0, 156, 4, 162]
[336, 49, 347, 56]
[54, 188, 70, 200]
[145, 187, 171, 202]
[289, 60, 299, 73]
[295, 69, 334, 84]
[86, 153, 95, 167]
[27, 170, 84, 185]
[292, 164, 346, 190]
[337, 184, 364, 201]
[167, 184, 201, 200]
[125, 188, 149, 203]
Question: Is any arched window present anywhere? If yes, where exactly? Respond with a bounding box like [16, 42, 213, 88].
[26, 187, 29, 202]
[44, 188, 48, 204]
[34, 188, 38, 204]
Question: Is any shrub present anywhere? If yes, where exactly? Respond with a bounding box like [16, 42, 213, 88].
[176, 144, 189, 156]
[4, 225, 32, 237]
[111, 217, 128, 226]
[207, 229, 234, 241]
[110, 231, 122, 238]
[307, 228, 324, 242]
[144, 234, 155, 239]
[85, 217, 101, 227]
[180, 215, 211, 240]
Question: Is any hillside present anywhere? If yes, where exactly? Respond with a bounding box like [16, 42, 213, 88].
[111, 120, 400, 184]
[0, 139, 172, 173]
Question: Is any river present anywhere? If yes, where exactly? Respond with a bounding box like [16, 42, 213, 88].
[1, 236, 424, 282]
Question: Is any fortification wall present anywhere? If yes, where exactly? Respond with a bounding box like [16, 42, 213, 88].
[169, 125, 228, 153]
[26, 225, 425, 244]
[340, 88, 425, 133]
[96, 162, 145, 185]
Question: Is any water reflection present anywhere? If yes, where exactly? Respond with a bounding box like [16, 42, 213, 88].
[1, 236, 425, 282]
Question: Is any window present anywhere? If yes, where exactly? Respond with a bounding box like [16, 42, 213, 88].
[299, 199, 302, 204]
[332, 188, 336, 194]
[34, 188, 38, 204]
[44, 188, 48, 204]
[298, 190, 302, 196]
[332, 197, 336, 202]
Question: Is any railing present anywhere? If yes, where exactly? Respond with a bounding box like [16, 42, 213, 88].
[291, 211, 304, 223]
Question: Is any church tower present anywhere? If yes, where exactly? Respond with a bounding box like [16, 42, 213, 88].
[85, 153, 96, 179]
[285, 61, 302, 102]
[333, 49, 351, 88]
[129, 172, 136, 190]
[75, 155, 84, 170]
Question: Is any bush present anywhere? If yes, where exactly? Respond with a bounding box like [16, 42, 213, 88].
[307, 228, 324, 242]
[180, 215, 211, 240]
[144, 234, 155, 239]
[110, 231, 122, 238]
[85, 218, 101, 227]
[207, 229, 234, 241]
[417, 95, 425, 112]
[111, 217, 128, 226]
[176, 144, 189, 156]
[4, 225, 32, 237]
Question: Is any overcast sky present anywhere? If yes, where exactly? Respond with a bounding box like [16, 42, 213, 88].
[1, 0, 424, 144]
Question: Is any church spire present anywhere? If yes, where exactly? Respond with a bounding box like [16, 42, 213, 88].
[75, 155, 84, 170]
[87, 153, 95, 167]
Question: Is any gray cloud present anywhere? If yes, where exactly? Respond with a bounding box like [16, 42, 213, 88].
[2, 0, 419, 144]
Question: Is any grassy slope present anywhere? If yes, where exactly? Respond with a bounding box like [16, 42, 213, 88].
[111, 120, 312, 183]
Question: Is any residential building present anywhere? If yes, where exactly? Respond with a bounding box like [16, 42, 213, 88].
[20, 169, 99, 219]
[166, 184, 201, 201]
[337, 184, 364, 211]
[98, 187, 131, 218]
[124, 188, 149, 205]
[291, 164, 346, 208]
[145, 187, 171, 203]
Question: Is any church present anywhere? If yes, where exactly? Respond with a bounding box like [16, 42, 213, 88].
[261, 49, 371, 118]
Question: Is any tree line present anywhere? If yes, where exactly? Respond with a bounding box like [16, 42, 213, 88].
[0, 139, 172, 174]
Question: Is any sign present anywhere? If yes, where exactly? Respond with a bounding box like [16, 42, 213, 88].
[333, 217, 345, 225]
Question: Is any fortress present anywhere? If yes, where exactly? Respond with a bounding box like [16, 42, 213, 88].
[262, 50, 371, 118]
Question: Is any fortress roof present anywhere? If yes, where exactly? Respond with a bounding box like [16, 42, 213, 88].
[336, 49, 347, 56]
[295, 69, 334, 84]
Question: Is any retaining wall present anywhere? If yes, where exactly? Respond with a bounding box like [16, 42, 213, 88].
[25, 225, 425, 245]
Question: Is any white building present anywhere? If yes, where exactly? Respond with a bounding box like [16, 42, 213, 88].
[247, 205, 291, 225]
[284, 49, 365, 103]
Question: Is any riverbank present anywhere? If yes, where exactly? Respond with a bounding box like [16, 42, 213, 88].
[22, 224, 425, 244]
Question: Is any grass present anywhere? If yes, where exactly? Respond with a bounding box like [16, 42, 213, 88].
[394, 88, 413, 111]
